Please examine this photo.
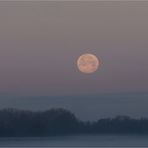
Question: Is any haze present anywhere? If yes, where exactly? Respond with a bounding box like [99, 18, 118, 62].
[0, 1, 148, 120]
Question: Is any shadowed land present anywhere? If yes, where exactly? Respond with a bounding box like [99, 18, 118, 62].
[0, 108, 148, 137]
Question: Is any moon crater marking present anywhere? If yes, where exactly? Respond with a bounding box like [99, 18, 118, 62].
[77, 53, 100, 74]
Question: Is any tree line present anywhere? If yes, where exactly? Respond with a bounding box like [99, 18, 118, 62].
[0, 108, 148, 137]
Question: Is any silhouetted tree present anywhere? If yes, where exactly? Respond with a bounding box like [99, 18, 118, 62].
[0, 108, 148, 137]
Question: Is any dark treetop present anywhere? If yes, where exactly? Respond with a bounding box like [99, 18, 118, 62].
[0, 108, 148, 137]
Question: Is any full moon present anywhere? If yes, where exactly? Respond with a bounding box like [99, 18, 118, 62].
[77, 53, 100, 74]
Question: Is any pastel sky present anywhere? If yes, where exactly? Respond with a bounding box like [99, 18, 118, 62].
[0, 1, 148, 96]
[0, 1, 148, 120]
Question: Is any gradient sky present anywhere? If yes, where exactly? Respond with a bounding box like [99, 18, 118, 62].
[0, 1, 148, 120]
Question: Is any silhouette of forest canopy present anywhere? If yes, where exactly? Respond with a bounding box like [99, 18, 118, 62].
[0, 108, 148, 137]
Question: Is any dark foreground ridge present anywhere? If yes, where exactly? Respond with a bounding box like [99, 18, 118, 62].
[0, 108, 148, 137]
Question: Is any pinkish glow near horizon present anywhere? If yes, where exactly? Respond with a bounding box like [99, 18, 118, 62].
[0, 1, 148, 96]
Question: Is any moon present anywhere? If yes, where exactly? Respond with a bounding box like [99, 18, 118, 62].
[77, 53, 100, 74]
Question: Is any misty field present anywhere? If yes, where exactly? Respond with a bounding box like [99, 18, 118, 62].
[0, 135, 148, 147]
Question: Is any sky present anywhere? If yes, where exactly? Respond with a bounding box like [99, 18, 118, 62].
[0, 1, 148, 120]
